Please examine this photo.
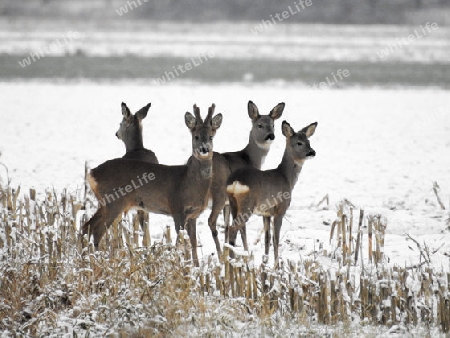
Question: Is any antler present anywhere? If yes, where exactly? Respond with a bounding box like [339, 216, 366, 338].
[193, 104, 202, 122]
[205, 103, 215, 124]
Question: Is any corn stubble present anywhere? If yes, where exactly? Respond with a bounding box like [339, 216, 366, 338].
[0, 185, 449, 336]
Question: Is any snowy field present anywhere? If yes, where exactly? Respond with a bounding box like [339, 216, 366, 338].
[1, 82, 449, 271]
[1, 20, 449, 63]
[1, 18, 450, 335]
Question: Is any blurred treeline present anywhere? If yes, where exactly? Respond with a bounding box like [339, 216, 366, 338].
[1, 0, 449, 25]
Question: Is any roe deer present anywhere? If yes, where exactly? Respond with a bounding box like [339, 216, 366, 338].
[189, 101, 284, 256]
[82, 104, 222, 265]
[226, 120, 317, 263]
[116, 102, 158, 245]
[188, 101, 284, 257]
[116, 102, 158, 164]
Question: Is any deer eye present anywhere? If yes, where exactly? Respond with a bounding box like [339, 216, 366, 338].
[257, 124, 263, 129]
[297, 142, 303, 146]
[195, 135, 199, 140]
[209, 136, 213, 141]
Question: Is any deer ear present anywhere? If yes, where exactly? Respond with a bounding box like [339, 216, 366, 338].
[211, 113, 223, 131]
[121, 102, 131, 119]
[282, 121, 295, 138]
[185, 112, 197, 130]
[136, 103, 151, 120]
[301, 122, 318, 138]
[269, 102, 285, 120]
[247, 101, 260, 121]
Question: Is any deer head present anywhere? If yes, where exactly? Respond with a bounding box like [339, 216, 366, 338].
[185, 104, 223, 160]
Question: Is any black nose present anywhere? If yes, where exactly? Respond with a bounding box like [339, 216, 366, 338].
[307, 150, 316, 157]
[200, 146, 209, 154]
[265, 134, 275, 141]
[115, 132, 119, 138]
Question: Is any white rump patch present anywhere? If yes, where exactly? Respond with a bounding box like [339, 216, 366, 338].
[226, 181, 250, 195]
[87, 171, 97, 192]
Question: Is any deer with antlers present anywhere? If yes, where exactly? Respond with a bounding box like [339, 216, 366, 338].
[187, 101, 284, 257]
[82, 104, 222, 265]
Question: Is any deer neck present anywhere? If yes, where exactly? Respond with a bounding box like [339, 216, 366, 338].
[125, 133, 144, 153]
[277, 149, 304, 191]
[242, 134, 270, 169]
[187, 155, 213, 186]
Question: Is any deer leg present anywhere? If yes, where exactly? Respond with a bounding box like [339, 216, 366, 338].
[137, 210, 145, 230]
[273, 215, 283, 264]
[225, 196, 236, 245]
[81, 207, 105, 247]
[82, 207, 101, 237]
[223, 204, 230, 228]
[227, 219, 240, 259]
[229, 206, 249, 259]
[208, 195, 226, 256]
[83, 203, 125, 249]
[263, 216, 271, 256]
[226, 197, 239, 257]
[186, 218, 199, 267]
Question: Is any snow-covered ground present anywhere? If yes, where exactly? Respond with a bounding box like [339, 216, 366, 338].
[1, 81, 449, 271]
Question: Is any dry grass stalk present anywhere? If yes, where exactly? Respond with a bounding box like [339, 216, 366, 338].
[341, 213, 347, 262]
[354, 209, 364, 264]
[132, 213, 140, 246]
[368, 217, 373, 263]
[349, 207, 353, 256]
[330, 269, 339, 323]
[288, 260, 299, 313]
[316, 194, 329, 209]
[432, 181, 446, 210]
[260, 254, 270, 317]
[378, 271, 391, 325]
[162, 224, 171, 245]
[142, 212, 151, 247]
[317, 270, 329, 324]
[1, 188, 450, 335]
[439, 272, 450, 332]
[329, 220, 337, 245]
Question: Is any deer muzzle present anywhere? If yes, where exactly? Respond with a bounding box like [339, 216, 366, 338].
[306, 149, 316, 158]
[196, 143, 211, 158]
[265, 133, 275, 141]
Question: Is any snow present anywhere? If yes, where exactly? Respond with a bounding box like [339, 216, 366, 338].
[1, 81, 449, 272]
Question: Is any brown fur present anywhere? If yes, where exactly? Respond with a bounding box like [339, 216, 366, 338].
[83, 104, 222, 266]
[226, 121, 317, 263]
